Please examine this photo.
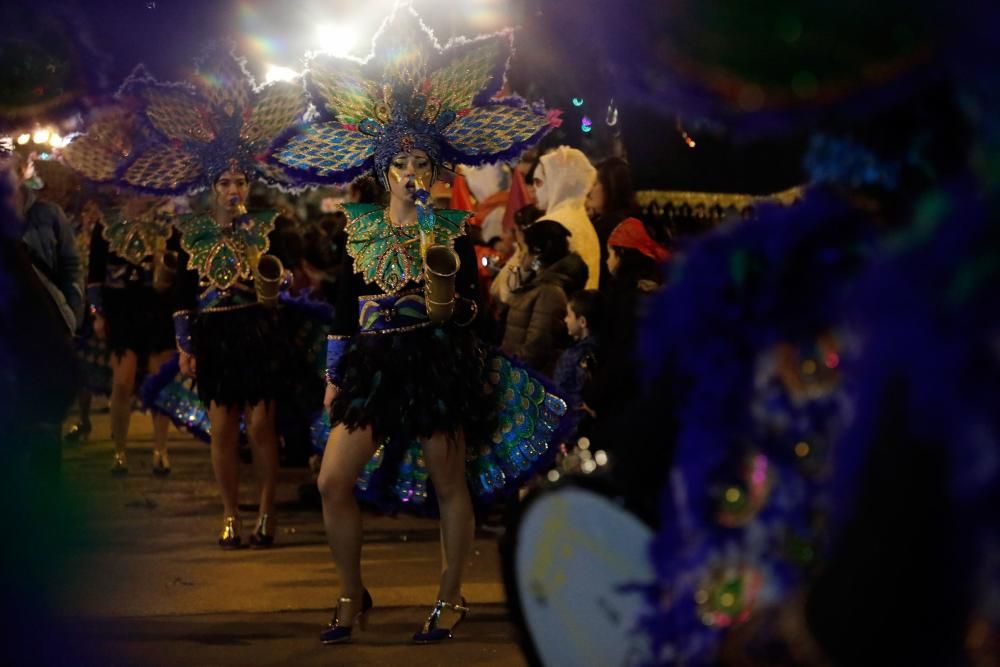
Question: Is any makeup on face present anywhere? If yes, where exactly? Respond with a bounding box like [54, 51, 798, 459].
[215, 170, 249, 209]
[387, 150, 434, 200]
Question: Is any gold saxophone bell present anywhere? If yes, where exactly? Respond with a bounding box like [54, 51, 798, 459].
[423, 244, 459, 323]
[254, 254, 284, 307]
[153, 250, 178, 293]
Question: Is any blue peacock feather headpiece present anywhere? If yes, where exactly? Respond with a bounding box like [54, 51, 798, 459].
[273, 3, 560, 187]
[63, 44, 308, 195]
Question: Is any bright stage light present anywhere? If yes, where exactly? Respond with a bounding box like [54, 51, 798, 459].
[17, 133, 31, 145]
[265, 64, 299, 83]
[33, 128, 50, 144]
[316, 24, 359, 57]
[49, 134, 64, 148]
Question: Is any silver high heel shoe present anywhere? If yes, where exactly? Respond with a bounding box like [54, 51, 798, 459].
[412, 597, 469, 643]
[320, 589, 373, 644]
[218, 516, 241, 549]
[110, 451, 128, 476]
[249, 512, 275, 548]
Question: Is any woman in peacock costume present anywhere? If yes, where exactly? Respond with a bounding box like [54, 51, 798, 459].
[271, 5, 567, 645]
[84, 193, 178, 475]
[64, 46, 311, 548]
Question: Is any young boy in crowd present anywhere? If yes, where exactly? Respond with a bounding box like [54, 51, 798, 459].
[554, 289, 603, 437]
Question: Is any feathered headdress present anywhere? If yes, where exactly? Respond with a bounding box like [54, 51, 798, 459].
[64, 45, 308, 195]
[273, 4, 560, 187]
[61, 102, 153, 183]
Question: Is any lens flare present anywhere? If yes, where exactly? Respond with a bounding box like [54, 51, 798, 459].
[461, 0, 509, 31]
[265, 64, 298, 83]
[317, 24, 359, 57]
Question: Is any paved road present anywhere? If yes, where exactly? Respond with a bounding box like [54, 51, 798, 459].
[58, 410, 528, 667]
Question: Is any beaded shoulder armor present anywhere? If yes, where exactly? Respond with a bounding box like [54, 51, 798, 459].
[341, 203, 468, 294]
[176, 209, 277, 290]
[102, 210, 173, 267]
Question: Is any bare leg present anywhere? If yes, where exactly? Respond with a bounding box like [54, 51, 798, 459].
[148, 350, 174, 459]
[109, 351, 138, 458]
[208, 402, 242, 519]
[422, 430, 474, 605]
[317, 423, 377, 621]
[247, 400, 279, 518]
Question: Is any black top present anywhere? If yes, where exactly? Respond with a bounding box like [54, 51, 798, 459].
[333, 234, 482, 337]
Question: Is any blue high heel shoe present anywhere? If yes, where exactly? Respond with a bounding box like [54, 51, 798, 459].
[412, 597, 469, 643]
[320, 589, 373, 644]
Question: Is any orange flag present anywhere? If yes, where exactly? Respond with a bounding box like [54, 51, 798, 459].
[449, 173, 476, 216]
[501, 169, 532, 231]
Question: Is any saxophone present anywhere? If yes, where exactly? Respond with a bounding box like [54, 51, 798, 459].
[254, 254, 284, 307]
[413, 179, 459, 323]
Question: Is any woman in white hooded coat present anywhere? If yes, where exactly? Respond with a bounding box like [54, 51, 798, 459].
[492, 147, 600, 303]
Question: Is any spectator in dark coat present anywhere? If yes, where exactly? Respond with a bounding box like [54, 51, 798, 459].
[14, 155, 83, 331]
[500, 221, 587, 376]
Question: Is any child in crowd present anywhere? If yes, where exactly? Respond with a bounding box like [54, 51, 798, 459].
[554, 289, 603, 437]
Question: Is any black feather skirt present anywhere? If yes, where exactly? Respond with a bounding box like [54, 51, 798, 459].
[193, 304, 286, 408]
[103, 285, 175, 357]
[330, 324, 493, 443]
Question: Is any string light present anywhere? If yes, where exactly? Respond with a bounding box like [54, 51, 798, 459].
[571, 97, 584, 107]
[581, 115, 593, 133]
[676, 118, 697, 148]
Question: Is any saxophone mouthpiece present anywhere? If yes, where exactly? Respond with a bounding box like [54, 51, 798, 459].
[230, 196, 247, 216]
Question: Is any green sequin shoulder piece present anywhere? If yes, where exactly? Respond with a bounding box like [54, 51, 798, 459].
[102, 211, 173, 267]
[177, 209, 277, 290]
[341, 203, 468, 294]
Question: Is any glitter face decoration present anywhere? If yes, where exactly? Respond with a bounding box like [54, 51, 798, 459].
[387, 149, 434, 201]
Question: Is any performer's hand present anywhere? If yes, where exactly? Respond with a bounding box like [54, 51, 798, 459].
[179, 350, 197, 378]
[323, 383, 339, 409]
[93, 314, 107, 340]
